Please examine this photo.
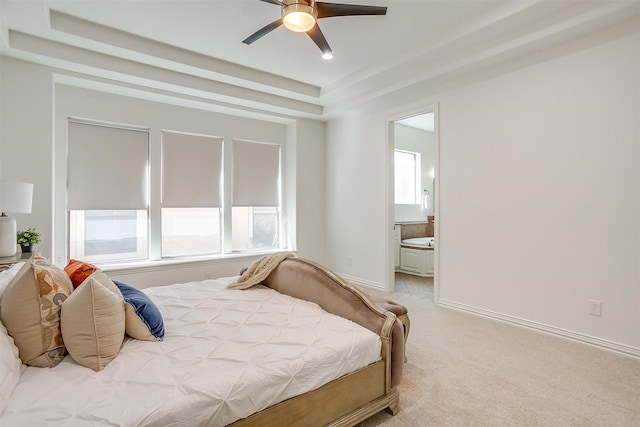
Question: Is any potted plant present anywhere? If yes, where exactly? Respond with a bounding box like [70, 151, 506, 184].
[17, 227, 41, 253]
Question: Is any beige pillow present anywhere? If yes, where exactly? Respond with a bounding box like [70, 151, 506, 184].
[60, 272, 125, 371]
[0, 255, 74, 367]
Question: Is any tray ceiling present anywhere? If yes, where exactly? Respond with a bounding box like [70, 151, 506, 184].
[1, 0, 638, 119]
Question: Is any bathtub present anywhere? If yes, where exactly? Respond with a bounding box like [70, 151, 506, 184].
[401, 237, 435, 248]
[399, 237, 435, 276]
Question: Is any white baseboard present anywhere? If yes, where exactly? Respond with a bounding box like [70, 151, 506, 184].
[438, 299, 640, 359]
[337, 273, 386, 291]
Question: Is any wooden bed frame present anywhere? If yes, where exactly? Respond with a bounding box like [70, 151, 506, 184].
[230, 257, 404, 427]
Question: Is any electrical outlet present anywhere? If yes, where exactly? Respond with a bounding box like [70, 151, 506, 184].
[588, 300, 602, 316]
[347, 257, 352, 266]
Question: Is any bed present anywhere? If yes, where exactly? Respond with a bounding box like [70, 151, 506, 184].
[0, 256, 404, 426]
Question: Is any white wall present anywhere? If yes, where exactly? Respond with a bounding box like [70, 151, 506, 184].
[0, 56, 326, 286]
[0, 59, 53, 249]
[325, 110, 390, 289]
[289, 118, 327, 265]
[326, 31, 640, 352]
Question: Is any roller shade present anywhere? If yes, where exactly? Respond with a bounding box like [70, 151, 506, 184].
[232, 139, 280, 207]
[67, 121, 149, 210]
[161, 131, 223, 208]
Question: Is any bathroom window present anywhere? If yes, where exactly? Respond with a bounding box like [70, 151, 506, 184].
[394, 149, 422, 204]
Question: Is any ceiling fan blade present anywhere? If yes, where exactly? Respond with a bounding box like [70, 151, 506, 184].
[259, 0, 283, 5]
[316, 2, 387, 19]
[307, 23, 333, 55]
[242, 19, 283, 45]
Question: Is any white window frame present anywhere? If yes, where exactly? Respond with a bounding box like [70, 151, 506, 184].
[61, 118, 286, 267]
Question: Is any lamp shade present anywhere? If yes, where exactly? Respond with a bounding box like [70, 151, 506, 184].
[0, 180, 34, 257]
[0, 181, 33, 214]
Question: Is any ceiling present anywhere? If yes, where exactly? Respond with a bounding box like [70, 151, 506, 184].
[397, 113, 434, 133]
[1, 0, 638, 119]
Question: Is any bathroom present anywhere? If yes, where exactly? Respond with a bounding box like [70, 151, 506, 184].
[393, 112, 435, 298]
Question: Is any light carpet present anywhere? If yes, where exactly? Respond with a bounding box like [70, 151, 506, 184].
[356, 289, 640, 426]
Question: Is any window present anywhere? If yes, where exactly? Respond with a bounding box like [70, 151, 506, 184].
[69, 210, 147, 262]
[232, 139, 281, 252]
[394, 149, 422, 204]
[161, 208, 221, 257]
[160, 131, 223, 258]
[66, 119, 283, 264]
[67, 120, 149, 263]
[232, 207, 279, 251]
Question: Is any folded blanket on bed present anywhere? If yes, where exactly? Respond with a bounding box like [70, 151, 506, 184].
[227, 252, 296, 290]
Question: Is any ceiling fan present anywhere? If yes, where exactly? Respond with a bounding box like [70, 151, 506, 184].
[243, 0, 387, 59]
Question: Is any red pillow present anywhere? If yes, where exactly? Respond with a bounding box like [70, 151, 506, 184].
[64, 259, 98, 289]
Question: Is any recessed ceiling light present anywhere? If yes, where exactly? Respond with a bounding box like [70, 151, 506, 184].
[322, 52, 334, 60]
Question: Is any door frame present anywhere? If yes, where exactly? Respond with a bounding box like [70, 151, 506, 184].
[385, 104, 440, 302]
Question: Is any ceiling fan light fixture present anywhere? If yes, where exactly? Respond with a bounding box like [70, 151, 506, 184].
[282, 3, 317, 32]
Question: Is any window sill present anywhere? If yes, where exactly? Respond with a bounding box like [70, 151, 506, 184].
[98, 249, 295, 275]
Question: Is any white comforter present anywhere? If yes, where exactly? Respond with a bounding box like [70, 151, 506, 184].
[1, 277, 381, 426]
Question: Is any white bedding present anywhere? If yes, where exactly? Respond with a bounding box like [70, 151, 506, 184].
[1, 277, 381, 426]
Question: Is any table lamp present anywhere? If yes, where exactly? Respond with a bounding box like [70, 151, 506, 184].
[0, 181, 34, 257]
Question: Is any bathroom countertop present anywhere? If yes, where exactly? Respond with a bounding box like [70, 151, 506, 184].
[400, 244, 434, 250]
[395, 221, 429, 224]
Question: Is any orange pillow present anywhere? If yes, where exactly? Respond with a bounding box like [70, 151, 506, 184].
[64, 259, 98, 289]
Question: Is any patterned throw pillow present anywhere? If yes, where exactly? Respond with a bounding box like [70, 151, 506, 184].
[0, 255, 74, 367]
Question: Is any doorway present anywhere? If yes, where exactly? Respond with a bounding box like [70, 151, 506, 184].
[388, 110, 438, 301]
